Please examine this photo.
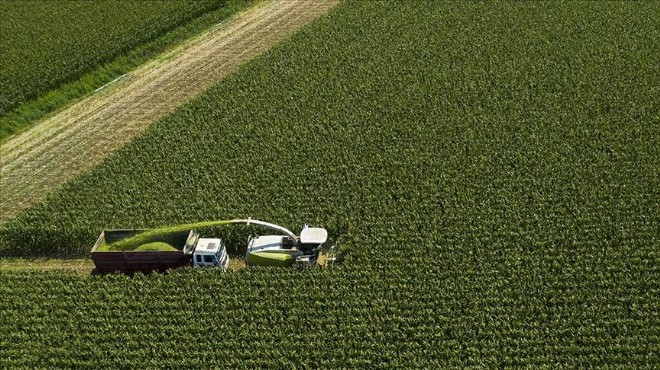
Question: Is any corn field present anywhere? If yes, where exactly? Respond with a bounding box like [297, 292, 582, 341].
[0, 0, 225, 117]
[1, 1, 658, 367]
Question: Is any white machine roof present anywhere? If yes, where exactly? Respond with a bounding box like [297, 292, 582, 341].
[247, 235, 285, 253]
[195, 238, 223, 254]
[300, 227, 327, 244]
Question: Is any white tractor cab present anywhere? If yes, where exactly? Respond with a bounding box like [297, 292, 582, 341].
[184, 233, 229, 269]
[246, 224, 328, 268]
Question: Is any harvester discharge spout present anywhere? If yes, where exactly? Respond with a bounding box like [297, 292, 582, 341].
[230, 218, 297, 240]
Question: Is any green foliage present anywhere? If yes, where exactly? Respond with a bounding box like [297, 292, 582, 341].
[1, 0, 659, 367]
[107, 220, 235, 251]
[1, 264, 658, 367]
[0, 0, 237, 137]
[133, 242, 176, 252]
[96, 241, 176, 252]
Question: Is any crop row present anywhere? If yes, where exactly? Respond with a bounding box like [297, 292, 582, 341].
[1, 0, 658, 366]
[1, 265, 658, 368]
[0, 0, 225, 117]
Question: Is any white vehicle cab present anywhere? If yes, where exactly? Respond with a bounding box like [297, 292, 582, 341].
[191, 237, 229, 269]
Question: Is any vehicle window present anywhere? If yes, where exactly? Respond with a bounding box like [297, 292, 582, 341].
[196, 255, 202, 263]
[203, 255, 213, 263]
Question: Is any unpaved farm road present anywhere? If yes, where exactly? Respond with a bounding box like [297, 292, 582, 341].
[0, 257, 247, 275]
[0, 0, 339, 224]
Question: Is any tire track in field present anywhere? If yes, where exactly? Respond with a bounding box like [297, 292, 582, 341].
[0, 0, 339, 224]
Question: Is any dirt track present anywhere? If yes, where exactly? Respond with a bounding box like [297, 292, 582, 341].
[0, 257, 247, 275]
[0, 0, 339, 224]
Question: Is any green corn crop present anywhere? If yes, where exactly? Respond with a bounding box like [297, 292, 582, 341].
[1, 0, 658, 367]
[0, 0, 246, 139]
